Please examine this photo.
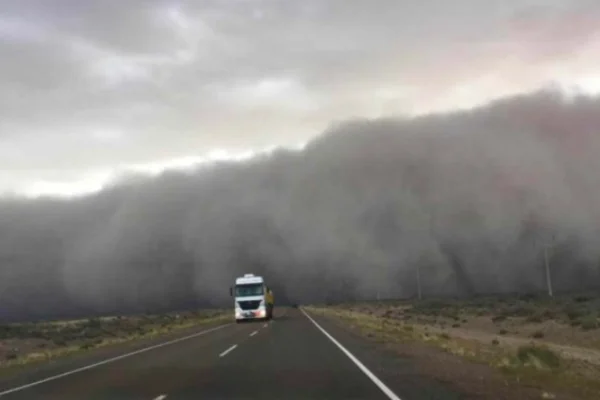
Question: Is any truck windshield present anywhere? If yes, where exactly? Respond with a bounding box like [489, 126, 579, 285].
[235, 283, 264, 297]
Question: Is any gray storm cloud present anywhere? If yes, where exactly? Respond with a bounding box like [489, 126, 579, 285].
[1, 89, 599, 321]
[3, 0, 600, 189]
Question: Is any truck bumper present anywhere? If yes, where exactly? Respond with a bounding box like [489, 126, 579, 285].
[236, 309, 267, 321]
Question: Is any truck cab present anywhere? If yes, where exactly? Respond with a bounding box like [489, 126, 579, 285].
[230, 273, 274, 322]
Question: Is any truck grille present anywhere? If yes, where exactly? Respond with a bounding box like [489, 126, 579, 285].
[238, 300, 261, 310]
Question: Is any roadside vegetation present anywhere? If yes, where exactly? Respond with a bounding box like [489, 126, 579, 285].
[307, 293, 600, 400]
[0, 309, 228, 369]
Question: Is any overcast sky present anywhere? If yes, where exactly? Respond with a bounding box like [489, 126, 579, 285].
[2, 0, 600, 196]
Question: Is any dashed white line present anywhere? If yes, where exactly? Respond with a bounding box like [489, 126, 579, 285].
[301, 309, 402, 400]
[153, 395, 167, 400]
[219, 344, 238, 357]
[263, 323, 268, 328]
[250, 330, 258, 337]
[0, 323, 231, 398]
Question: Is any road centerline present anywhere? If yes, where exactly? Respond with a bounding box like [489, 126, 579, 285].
[250, 331, 258, 337]
[219, 344, 238, 358]
[300, 309, 402, 400]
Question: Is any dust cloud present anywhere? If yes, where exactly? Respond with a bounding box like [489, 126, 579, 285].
[1, 88, 599, 321]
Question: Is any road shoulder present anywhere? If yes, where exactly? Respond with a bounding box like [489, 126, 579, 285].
[302, 307, 472, 400]
[304, 307, 573, 400]
[0, 317, 234, 394]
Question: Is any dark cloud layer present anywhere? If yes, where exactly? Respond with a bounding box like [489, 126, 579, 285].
[1, 89, 599, 321]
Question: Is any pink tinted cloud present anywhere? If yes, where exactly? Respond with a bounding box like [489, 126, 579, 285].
[506, 2, 600, 62]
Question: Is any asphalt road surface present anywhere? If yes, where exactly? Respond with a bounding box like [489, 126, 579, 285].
[0, 308, 463, 400]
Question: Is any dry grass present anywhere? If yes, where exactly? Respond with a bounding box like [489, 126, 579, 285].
[325, 293, 600, 354]
[0, 309, 229, 369]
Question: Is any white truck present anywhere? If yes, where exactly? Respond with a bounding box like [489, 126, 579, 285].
[230, 273, 274, 323]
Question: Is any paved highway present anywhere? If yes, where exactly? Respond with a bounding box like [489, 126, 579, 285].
[0, 308, 462, 399]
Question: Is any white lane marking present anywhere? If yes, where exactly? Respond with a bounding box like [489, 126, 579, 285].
[301, 309, 402, 400]
[219, 344, 238, 357]
[263, 323, 268, 328]
[250, 331, 258, 337]
[153, 395, 167, 400]
[0, 323, 231, 398]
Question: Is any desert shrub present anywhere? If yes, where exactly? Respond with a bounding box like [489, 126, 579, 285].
[531, 331, 545, 339]
[527, 314, 543, 323]
[84, 329, 104, 339]
[580, 315, 599, 331]
[573, 295, 591, 303]
[534, 309, 557, 320]
[79, 342, 94, 350]
[492, 315, 507, 323]
[0, 326, 14, 339]
[507, 304, 536, 318]
[516, 345, 560, 370]
[28, 330, 45, 339]
[1, 325, 24, 338]
[86, 318, 102, 328]
[518, 293, 540, 302]
[565, 307, 585, 321]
